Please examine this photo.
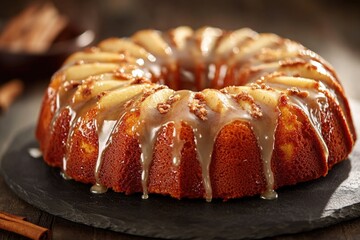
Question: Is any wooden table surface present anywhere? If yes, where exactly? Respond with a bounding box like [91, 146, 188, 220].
[1, 1, 360, 239]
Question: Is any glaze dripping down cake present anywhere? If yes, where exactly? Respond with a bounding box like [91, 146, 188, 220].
[36, 26, 356, 201]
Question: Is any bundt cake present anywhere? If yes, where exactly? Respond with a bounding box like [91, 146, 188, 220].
[36, 26, 356, 201]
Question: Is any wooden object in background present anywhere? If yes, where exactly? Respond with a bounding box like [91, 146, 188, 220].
[0, 3, 68, 53]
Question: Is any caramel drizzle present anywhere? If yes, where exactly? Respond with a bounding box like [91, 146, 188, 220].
[287, 87, 330, 163]
[263, 78, 330, 163]
[253, 103, 279, 200]
[54, 76, 139, 180]
[134, 87, 282, 201]
[222, 87, 281, 199]
[47, 27, 338, 201]
[90, 120, 116, 194]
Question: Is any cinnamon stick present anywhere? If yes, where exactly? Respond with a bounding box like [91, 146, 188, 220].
[0, 211, 49, 240]
[0, 211, 26, 221]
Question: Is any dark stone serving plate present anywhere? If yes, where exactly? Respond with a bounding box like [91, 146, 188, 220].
[1, 127, 360, 240]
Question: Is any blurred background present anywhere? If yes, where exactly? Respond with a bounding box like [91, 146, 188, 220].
[0, 0, 359, 98]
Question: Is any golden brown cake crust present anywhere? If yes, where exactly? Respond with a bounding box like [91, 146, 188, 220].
[36, 27, 356, 201]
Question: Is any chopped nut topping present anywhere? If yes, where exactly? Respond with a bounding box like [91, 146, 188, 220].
[96, 91, 107, 100]
[114, 71, 133, 80]
[279, 59, 307, 67]
[260, 71, 285, 81]
[79, 78, 97, 97]
[140, 85, 168, 102]
[131, 77, 152, 85]
[124, 99, 135, 108]
[81, 86, 92, 97]
[306, 64, 317, 71]
[157, 94, 180, 114]
[63, 80, 81, 91]
[279, 94, 289, 106]
[157, 103, 171, 113]
[233, 92, 262, 118]
[219, 88, 228, 94]
[168, 94, 180, 104]
[141, 89, 155, 102]
[250, 106, 262, 119]
[249, 81, 273, 91]
[287, 87, 309, 98]
[188, 92, 208, 120]
[260, 83, 272, 90]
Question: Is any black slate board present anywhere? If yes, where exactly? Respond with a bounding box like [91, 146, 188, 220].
[1, 127, 360, 240]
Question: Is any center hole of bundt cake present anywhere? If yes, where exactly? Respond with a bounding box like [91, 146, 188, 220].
[160, 64, 232, 91]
